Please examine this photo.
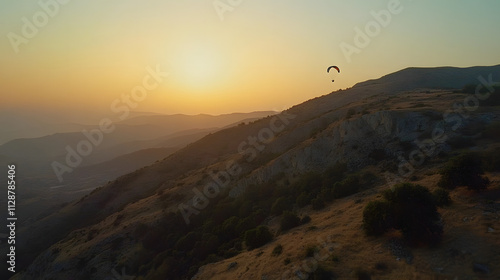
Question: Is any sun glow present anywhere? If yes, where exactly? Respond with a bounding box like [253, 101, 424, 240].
[173, 44, 225, 92]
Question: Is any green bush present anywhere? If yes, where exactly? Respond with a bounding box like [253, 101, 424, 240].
[438, 153, 489, 191]
[323, 162, 347, 184]
[244, 226, 273, 250]
[296, 192, 311, 207]
[432, 188, 451, 207]
[363, 183, 443, 246]
[311, 197, 325, 210]
[362, 200, 391, 236]
[280, 211, 301, 232]
[271, 197, 293, 215]
[332, 174, 360, 198]
[272, 244, 283, 256]
[383, 183, 443, 246]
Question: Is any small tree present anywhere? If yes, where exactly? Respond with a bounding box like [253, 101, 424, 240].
[383, 184, 443, 246]
[271, 197, 292, 215]
[244, 226, 273, 250]
[296, 192, 311, 207]
[363, 183, 443, 246]
[432, 188, 452, 207]
[280, 211, 300, 232]
[438, 153, 489, 191]
[362, 200, 391, 236]
[311, 197, 325, 210]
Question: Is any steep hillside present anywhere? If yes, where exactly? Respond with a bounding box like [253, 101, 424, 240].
[7, 65, 500, 280]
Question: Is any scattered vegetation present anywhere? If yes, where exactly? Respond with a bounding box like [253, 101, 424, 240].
[244, 226, 273, 250]
[271, 244, 283, 256]
[120, 163, 380, 279]
[432, 188, 452, 207]
[346, 108, 356, 119]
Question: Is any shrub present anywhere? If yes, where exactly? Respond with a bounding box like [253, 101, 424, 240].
[300, 215, 311, 224]
[272, 244, 283, 256]
[235, 216, 257, 235]
[323, 162, 347, 184]
[363, 183, 443, 246]
[244, 226, 273, 250]
[305, 246, 318, 258]
[311, 197, 325, 210]
[310, 265, 335, 280]
[346, 108, 356, 118]
[362, 200, 391, 236]
[383, 183, 443, 246]
[332, 174, 360, 198]
[438, 153, 489, 191]
[271, 197, 293, 215]
[280, 211, 301, 232]
[296, 192, 311, 208]
[432, 188, 451, 207]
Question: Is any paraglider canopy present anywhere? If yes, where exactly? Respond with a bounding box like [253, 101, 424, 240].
[327, 65, 340, 82]
[327, 66, 340, 73]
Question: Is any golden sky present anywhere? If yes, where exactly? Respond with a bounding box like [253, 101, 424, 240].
[1, 0, 500, 123]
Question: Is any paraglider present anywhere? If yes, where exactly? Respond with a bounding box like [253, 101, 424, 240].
[327, 65, 340, 82]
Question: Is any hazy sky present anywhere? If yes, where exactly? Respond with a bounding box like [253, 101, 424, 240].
[1, 0, 500, 123]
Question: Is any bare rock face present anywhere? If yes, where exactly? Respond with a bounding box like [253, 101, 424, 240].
[230, 109, 492, 197]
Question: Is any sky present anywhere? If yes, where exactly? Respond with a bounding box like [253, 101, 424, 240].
[1, 0, 500, 124]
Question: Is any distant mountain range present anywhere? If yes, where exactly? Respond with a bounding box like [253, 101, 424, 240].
[0, 111, 276, 226]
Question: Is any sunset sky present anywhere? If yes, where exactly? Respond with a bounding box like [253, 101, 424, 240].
[1, 0, 500, 123]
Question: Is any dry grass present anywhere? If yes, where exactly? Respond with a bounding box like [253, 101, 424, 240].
[193, 168, 500, 280]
